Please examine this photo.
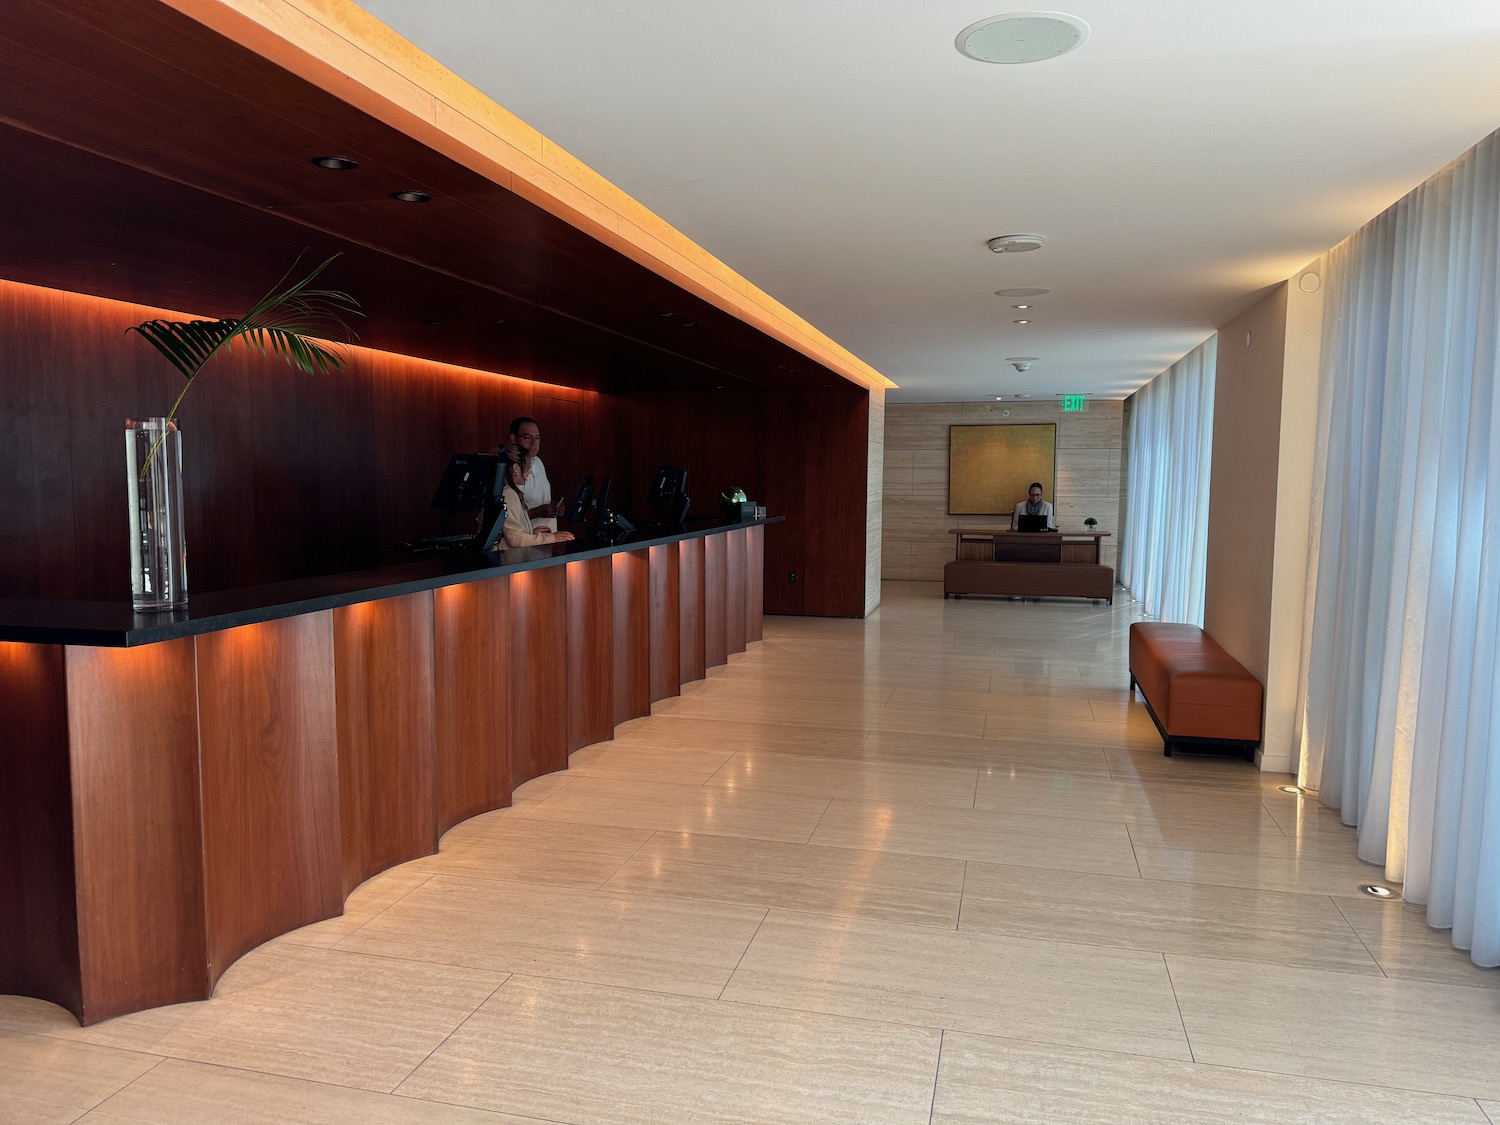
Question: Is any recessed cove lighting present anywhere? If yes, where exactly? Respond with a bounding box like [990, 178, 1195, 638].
[987, 234, 1045, 254]
[996, 288, 1051, 298]
[1360, 885, 1397, 899]
[311, 155, 358, 171]
[957, 12, 1090, 65]
[391, 189, 432, 203]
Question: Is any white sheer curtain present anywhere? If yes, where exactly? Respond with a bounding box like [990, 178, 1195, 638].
[1121, 335, 1217, 624]
[1300, 128, 1500, 967]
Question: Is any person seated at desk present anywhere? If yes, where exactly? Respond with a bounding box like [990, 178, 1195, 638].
[499, 453, 575, 548]
[1011, 481, 1057, 530]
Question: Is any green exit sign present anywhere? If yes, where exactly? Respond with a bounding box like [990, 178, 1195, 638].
[1061, 395, 1088, 412]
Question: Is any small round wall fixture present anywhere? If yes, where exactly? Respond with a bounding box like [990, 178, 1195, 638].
[996, 287, 1051, 298]
[311, 155, 358, 171]
[391, 189, 432, 203]
[1359, 884, 1398, 900]
[1299, 271, 1322, 292]
[956, 13, 1090, 65]
[987, 234, 1045, 254]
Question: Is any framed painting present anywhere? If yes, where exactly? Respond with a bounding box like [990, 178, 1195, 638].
[948, 423, 1057, 516]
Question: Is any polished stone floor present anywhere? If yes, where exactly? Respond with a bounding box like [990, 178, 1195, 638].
[3, 582, 1497, 1123]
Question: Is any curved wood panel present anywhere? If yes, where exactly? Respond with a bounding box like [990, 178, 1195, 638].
[196, 614, 341, 984]
[0, 643, 81, 1022]
[334, 593, 438, 896]
[509, 567, 568, 786]
[65, 640, 207, 1024]
[746, 523, 765, 642]
[434, 576, 511, 834]
[704, 532, 728, 669]
[649, 544, 681, 702]
[612, 551, 651, 725]
[678, 537, 706, 684]
[726, 528, 747, 656]
[566, 558, 614, 753]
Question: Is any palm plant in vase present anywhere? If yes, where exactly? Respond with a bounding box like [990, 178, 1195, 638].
[124, 254, 360, 610]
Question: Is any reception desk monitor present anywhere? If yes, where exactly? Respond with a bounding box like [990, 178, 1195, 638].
[401, 453, 506, 552]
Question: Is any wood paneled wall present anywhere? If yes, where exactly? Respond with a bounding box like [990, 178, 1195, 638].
[0, 280, 627, 601]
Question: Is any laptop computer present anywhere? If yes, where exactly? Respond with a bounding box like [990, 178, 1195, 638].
[1017, 513, 1050, 532]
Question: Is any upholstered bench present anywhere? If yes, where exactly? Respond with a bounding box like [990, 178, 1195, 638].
[1128, 623, 1263, 760]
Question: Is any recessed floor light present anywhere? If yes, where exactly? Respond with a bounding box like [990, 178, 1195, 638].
[311, 155, 358, 171]
[957, 13, 1090, 65]
[996, 288, 1052, 298]
[1360, 884, 1398, 899]
[1278, 785, 1306, 795]
[391, 189, 432, 203]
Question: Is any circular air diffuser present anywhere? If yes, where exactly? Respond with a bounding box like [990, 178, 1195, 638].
[957, 13, 1090, 65]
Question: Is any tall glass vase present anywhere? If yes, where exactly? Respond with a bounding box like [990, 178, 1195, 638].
[125, 417, 187, 611]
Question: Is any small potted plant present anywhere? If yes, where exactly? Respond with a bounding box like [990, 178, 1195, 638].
[1084, 517, 1099, 531]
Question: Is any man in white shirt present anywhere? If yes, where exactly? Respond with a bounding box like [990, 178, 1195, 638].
[507, 416, 565, 532]
[1011, 481, 1057, 530]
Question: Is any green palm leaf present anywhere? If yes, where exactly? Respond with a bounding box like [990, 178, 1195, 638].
[127, 254, 361, 475]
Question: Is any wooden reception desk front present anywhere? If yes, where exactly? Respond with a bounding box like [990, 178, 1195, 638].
[0, 520, 770, 1025]
[944, 529, 1114, 602]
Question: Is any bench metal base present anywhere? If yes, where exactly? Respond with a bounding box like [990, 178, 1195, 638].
[1131, 676, 1259, 763]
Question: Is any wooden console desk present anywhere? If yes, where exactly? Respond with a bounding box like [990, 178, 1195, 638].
[945, 529, 1114, 602]
[0, 520, 771, 1025]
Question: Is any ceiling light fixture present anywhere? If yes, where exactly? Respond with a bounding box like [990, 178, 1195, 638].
[1013, 319, 1032, 324]
[996, 288, 1051, 297]
[956, 12, 1090, 65]
[311, 155, 358, 171]
[391, 189, 432, 203]
[1013, 304, 1031, 309]
[987, 234, 1045, 254]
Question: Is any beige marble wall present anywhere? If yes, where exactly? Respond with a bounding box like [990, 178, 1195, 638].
[865, 388, 886, 615]
[883, 400, 1125, 582]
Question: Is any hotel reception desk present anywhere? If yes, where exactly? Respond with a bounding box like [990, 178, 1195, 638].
[0, 520, 769, 1025]
[944, 529, 1114, 602]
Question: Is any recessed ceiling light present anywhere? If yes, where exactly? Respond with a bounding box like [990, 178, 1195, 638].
[391, 189, 432, 203]
[956, 13, 1090, 65]
[1013, 319, 1032, 324]
[1013, 304, 1031, 309]
[311, 155, 358, 171]
[987, 234, 1045, 254]
[996, 288, 1051, 297]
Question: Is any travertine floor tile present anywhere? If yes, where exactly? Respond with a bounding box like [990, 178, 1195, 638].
[930, 1032, 1491, 1124]
[1332, 895, 1500, 989]
[78, 1058, 545, 1124]
[277, 867, 434, 948]
[1168, 954, 1500, 1099]
[605, 832, 965, 927]
[722, 910, 1190, 1060]
[706, 751, 979, 808]
[60, 945, 505, 1092]
[1134, 842, 1392, 897]
[335, 875, 764, 997]
[959, 862, 1379, 973]
[398, 975, 942, 1124]
[409, 814, 652, 888]
[566, 741, 735, 784]
[521, 775, 831, 842]
[0, 1033, 159, 1125]
[812, 798, 1140, 876]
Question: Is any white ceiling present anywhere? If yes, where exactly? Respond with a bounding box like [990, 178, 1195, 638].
[355, 1, 1500, 402]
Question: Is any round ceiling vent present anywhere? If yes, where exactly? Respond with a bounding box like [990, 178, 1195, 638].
[996, 287, 1052, 298]
[956, 13, 1090, 65]
[987, 234, 1045, 254]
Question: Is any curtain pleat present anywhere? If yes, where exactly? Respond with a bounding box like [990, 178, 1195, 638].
[1299, 128, 1500, 967]
[1122, 335, 1217, 624]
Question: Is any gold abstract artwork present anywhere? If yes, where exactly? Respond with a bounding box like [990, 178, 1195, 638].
[948, 424, 1057, 515]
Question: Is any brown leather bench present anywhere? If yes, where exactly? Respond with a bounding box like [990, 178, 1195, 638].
[1128, 623, 1263, 760]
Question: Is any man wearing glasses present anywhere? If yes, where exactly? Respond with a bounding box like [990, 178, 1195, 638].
[505, 416, 566, 533]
